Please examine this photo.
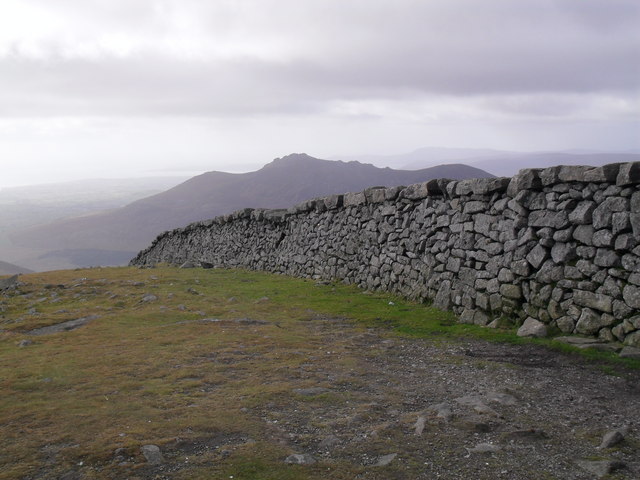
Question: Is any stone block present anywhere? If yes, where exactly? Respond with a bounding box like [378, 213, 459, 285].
[616, 162, 640, 186]
[526, 244, 549, 269]
[594, 249, 620, 268]
[622, 284, 640, 309]
[500, 284, 522, 300]
[568, 201, 596, 224]
[517, 317, 548, 337]
[343, 191, 367, 207]
[402, 182, 430, 200]
[528, 210, 569, 229]
[575, 308, 613, 335]
[506, 168, 542, 197]
[551, 242, 577, 264]
[572, 290, 613, 313]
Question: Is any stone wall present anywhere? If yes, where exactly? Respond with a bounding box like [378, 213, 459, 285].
[131, 162, 640, 346]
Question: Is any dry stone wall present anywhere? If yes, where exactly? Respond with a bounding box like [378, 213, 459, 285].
[131, 162, 640, 346]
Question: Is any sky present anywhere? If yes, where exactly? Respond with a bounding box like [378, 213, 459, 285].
[0, 0, 639, 188]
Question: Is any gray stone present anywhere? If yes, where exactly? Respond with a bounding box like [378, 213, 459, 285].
[616, 162, 640, 186]
[517, 318, 548, 338]
[594, 249, 620, 268]
[318, 435, 340, 449]
[553, 336, 603, 345]
[572, 225, 594, 245]
[593, 197, 628, 229]
[507, 169, 542, 197]
[373, 453, 397, 466]
[284, 453, 317, 465]
[343, 191, 366, 206]
[619, 346, 640, 359]
[414, 415, 427, 435]
[572, 290, 613, 313]
[528, 210, 569, 229]
[0, 274, 19, 290]
[599, 428, 627, 449]
[576, 459, 626, 478]
[526, 244, 549, 269]
[141, 444, 164, 465]
[575, 308, 613, 335]
[511, 259, 530, 276]
[592, 230, 613, 248]
[622, 284, 640, 309]
[467, 443, 501, 454]
[27, 315, 100, 336]
[402, 182, 430, 200]
[499, 284, 521, 300]
[550, 243, 576, 264]
[624, 331, 640, 347]
[428, 402, 453, 421]
[615, 233, 637, 251]
[632, 213, 640, 236]
[568, 201, 595, 224]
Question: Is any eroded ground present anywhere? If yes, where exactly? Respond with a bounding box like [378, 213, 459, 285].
[0, 267, 638, 479]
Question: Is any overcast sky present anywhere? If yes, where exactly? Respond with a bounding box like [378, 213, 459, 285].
[1, 0, 639, 188]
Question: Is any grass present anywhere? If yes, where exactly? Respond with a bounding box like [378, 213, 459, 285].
[0, 266, 638, 479]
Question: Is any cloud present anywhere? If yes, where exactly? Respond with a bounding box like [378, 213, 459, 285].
[0, 0, 638, 119]
[0, 0, 638, 187]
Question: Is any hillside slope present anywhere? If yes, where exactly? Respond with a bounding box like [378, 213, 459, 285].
[11, 154, 493, 269]
[0, 260, 33, 275]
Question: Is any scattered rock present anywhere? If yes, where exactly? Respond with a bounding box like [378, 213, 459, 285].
[179, 261, 197, 269]
[517, 318, 548, 338]
[284, 453, 316, 465]
[485, 391, 517, 406]
[318, 435, 340, 450]
[0, 274, 19, 291]
[414, 415, 426, 435]
[619, 346, 640, 359]
[466, 443, 501, 455]
[18, 339, 33, 347]
[186, 288, 200, 295]
[140, 444, 164, 465]
[576, 459, 626, 478]
[255, 296, 270, 303]
[599, 427, 628, 449]
[373, 453, 397, 466]
[141, 294, 158, 303]
[428, 402, 453, 421]
[27, 315, 100, 336]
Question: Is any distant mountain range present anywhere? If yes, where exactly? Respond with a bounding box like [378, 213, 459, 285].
[337, 147, 640, 176]
[0, 260, 33, 275]
[8, 153, 493, 270]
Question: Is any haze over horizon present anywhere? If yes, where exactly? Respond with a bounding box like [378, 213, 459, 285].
[1, 0, 639, 189]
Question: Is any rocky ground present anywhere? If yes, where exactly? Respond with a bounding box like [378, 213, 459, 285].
[241, 316, 640, 480]
[133, 315, 640, 480]
[2, 269, 639, 479]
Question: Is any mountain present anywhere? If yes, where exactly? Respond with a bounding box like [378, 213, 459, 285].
[0, 176, 188, 273]
[333, 147, 518, 170]
[337, 148, 640, 177]
[0, 260, 33, 275]
[10, 154, 494, 270]
[467, 152, 640, 177]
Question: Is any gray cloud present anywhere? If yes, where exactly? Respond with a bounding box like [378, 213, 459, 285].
[0, 0, 638, 187]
